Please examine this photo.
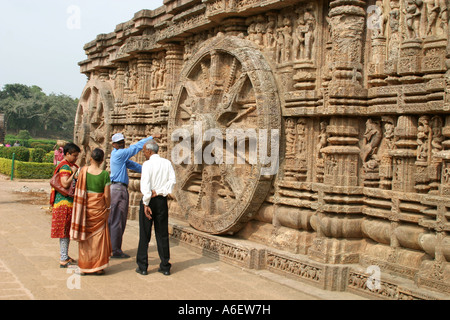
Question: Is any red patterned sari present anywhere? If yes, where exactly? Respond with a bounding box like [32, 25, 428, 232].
[51, 160, 78, 239]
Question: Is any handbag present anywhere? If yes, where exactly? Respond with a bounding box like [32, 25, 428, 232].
[50, 171, 76, 198]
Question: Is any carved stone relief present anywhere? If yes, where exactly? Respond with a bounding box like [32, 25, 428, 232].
[75, 0, 450, 298]
[168, 34, 281, 235]
[74, 76, 114, 169]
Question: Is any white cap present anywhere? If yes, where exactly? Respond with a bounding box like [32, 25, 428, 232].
[112, 133, 125, 143]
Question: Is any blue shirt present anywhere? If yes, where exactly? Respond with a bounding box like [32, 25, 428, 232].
[110, 136, 153, 185]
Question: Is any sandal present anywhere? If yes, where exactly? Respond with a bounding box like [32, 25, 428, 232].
[68, 257, 77, 263]
[59, 259, 73, 268]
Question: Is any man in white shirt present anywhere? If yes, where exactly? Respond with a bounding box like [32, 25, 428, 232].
[136, 140, 176, 276]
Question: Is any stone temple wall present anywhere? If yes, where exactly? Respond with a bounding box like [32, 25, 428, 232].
[75, 0, 450, 299]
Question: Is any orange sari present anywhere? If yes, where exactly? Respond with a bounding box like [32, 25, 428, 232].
[70, 166, 111, 273]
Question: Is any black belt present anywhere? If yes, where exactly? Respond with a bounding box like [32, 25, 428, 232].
[111, 181, 128, 187]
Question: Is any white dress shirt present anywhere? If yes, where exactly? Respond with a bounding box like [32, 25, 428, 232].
[140, 154, 176, 206]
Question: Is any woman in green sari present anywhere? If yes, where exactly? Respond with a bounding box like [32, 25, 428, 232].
[71, 148, 112, 275]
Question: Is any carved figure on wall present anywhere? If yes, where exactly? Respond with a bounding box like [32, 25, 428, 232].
[254, 15, 266, 46]
[431, 115, 444, 158]
[388, 1, 401, 59]
[382, 116, 396, 151]
[293, 9, 306, 61]
[426, 0, 441, 35]
[282, 16, 293, 62]
[276, 27, 284, 64]
[417, 115, 431, 162]
[361, 118, 382, 170]
[404, 0, 423, 39]
[184, 38, 195, 61]
[130, 62, 139, 92]
[317, 121, 328, 159]
[315, 120, 328, 182]
[422, 0, 448, 36]
[389, 1, 401, 33]
[151, 59, 166, 89]
[296, 118, 307, 159]
[372, 0, 388, 38]
[151, 60, 159, 89]
[247, 17, 257, 44]
[285, 118, 296, 158]
[265, 14, 276, 48]
[124, 69, 130, 89]
[303, 4, 315, 60]
[379, 116, 396, 189]
[438, 0, 449, 36]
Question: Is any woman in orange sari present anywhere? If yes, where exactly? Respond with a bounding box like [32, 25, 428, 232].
[70, 148, 112, 275]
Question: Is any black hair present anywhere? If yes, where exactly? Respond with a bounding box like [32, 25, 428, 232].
[91, 148, 105, 163]
[63, 142, 81, 155]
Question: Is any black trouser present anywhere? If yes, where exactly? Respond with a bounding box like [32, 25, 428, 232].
[136, 196, 171, 272]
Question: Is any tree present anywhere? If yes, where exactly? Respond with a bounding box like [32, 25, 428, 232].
[0, 84, 78, 139]
[17, 129, 32, 140]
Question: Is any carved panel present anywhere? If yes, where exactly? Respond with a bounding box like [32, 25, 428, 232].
[168, 34, 281, 235]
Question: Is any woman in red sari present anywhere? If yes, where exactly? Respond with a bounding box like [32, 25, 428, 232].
[50, 143, 80, 268]
[71, 148, 112, 275]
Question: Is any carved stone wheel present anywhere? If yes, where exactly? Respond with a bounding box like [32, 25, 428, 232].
[169, 35, 281, 235]
[74, 79, 114, 168]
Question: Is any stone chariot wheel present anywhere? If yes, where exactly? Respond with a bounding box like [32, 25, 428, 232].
[74, 79, 114, 168]
[168, 34, 281, 235]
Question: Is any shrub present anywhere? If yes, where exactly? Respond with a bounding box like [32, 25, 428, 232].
[30, 148, 47, 163]
[0, 146, 30, 161]
[43, 151, 54, 164]
[9, 146, 30, 162]
[29, 140, 56, 152]
[17, 130, 32, 141]
[0, 158, 13, 176]
[0, 157, 54, 179]
[0, 146, 7, 159]
[15, 161, 54, 179]
[5, 137, 57, 149]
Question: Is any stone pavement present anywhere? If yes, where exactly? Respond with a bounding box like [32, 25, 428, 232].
[0, 175, 365, 301]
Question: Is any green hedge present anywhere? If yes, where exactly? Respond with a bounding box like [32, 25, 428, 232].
[0, 158, 13, 177]
[0, 158, 54, 179]
[30, 148, 47, 163]
[0, 147, 54, 163]
[0, 146, 30, 162]
[4, 137, 56, 151]
[44, 151, 54, 164]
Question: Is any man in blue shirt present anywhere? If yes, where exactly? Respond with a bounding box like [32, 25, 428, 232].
[109, 132, 157, 258]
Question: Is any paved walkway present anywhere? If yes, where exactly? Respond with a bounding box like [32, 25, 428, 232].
[0, 175, 364, 302]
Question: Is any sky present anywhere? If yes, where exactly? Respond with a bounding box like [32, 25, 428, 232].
[0, 0, 163, 99]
